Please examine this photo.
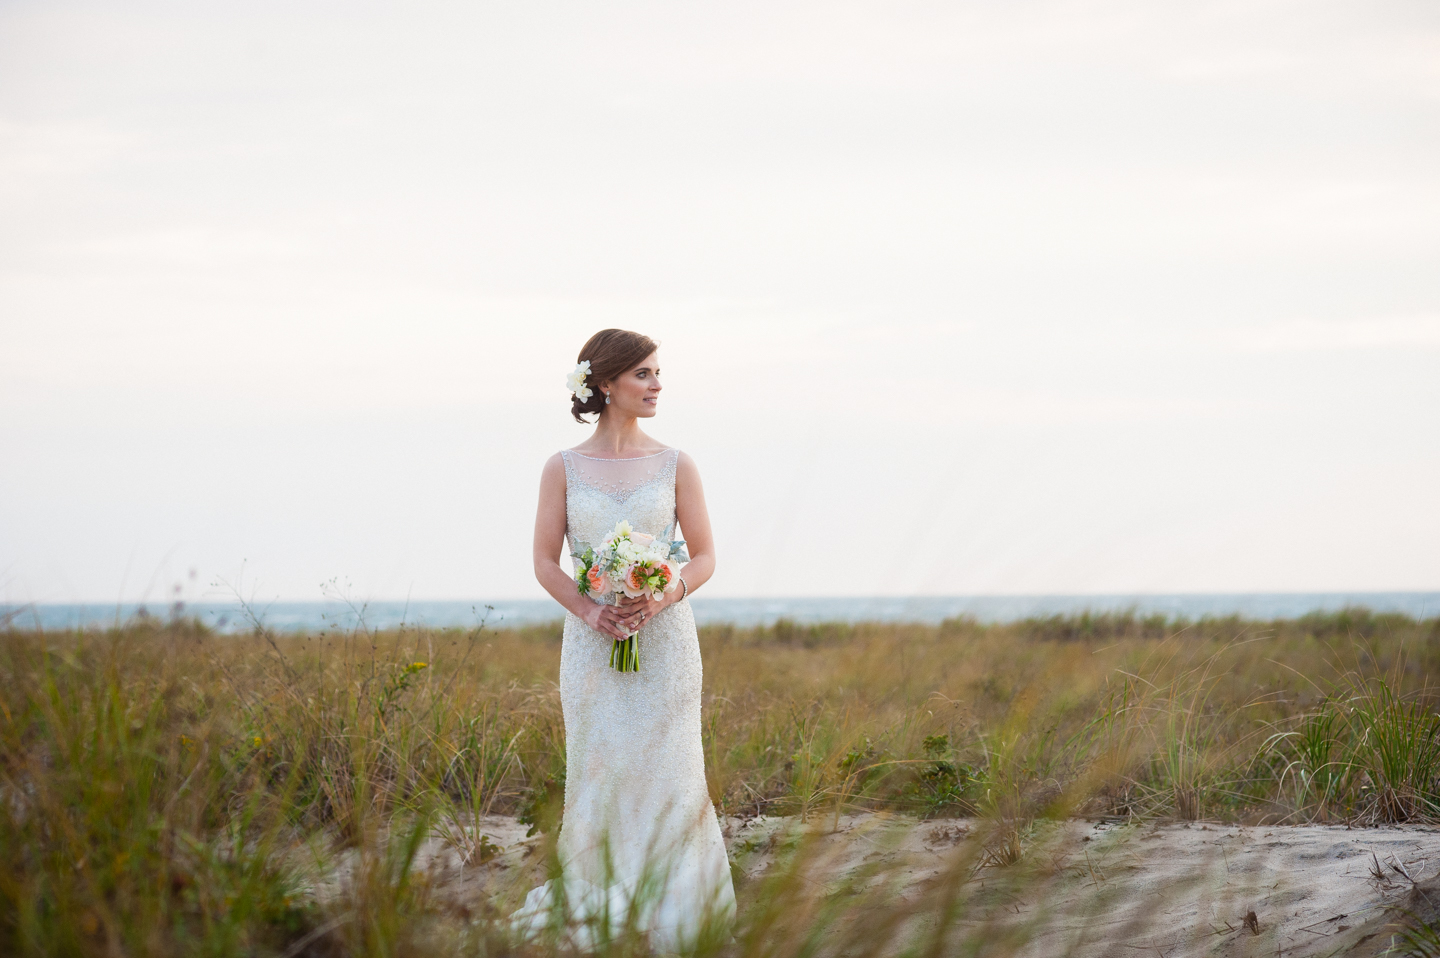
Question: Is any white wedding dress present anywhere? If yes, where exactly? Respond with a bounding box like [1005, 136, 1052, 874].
[512, 448, 736, 950]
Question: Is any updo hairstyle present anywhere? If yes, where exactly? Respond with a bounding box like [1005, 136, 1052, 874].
[571, 328, 659, 423]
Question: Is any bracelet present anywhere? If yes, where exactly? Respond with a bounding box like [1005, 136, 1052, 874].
[678, 576, 689, 601]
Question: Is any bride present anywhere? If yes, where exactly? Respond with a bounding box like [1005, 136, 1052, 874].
[512, 329, 737, 949]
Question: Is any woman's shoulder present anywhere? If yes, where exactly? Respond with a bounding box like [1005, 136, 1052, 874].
[672, 449, 701, 477]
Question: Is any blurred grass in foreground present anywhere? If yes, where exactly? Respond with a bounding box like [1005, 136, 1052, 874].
[1, 607, 1438, 955]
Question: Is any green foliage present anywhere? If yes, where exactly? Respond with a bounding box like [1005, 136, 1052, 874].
[517, 774, 566, 838]
[1343, 675, 1440, 823]
[1400, 917, 1440, 958]
[0, 631, 319, 956]
[2, 608, 1440, 954]
[1012, 610, 1175, 643]
[908, 734, 985, 818]
[1286, 698, 1353, 810]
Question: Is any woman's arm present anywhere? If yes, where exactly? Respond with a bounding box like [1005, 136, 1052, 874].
[533, 454, 640, 639]
[617, 451, 715, 621]
[672, 451, 715, 595]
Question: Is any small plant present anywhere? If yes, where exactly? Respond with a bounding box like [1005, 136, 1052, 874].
[1346, 676, 1440, 823]
[373, 659, 428, 725]
[908, 733, 984, 818]
[518, 773, 566, 837]
[1275, 697, 1354, 818]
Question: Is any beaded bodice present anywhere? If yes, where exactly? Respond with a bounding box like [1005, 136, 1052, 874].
[560, 448, 680, 560]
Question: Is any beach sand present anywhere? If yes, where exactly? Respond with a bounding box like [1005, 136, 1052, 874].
[341, 814, 1440, 955]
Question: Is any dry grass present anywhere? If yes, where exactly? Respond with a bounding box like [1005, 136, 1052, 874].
[1, 607, 1438, 955]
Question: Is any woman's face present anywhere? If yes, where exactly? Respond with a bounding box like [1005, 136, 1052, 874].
[605, 351, 662, 418]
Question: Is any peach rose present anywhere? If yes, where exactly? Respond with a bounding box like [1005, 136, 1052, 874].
[585, 564, 611, 595]
[621, 563, 652, 598]
[659, 558, 681, 591]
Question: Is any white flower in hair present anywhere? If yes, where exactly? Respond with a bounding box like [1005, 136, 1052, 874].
[566, 360, 593, 402]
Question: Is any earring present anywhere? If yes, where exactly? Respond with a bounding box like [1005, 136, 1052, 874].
[605, 394, 611, 404]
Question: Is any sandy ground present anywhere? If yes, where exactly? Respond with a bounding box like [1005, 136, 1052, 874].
[331, 814, 1440, 955]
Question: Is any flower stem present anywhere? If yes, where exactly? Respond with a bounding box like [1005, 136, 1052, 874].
[609, 635, 639, 672]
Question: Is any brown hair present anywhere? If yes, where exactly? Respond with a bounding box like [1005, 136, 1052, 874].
[571, 328, 659, 423]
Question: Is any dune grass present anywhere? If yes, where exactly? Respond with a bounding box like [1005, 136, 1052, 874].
[1, 607, 1438, 955]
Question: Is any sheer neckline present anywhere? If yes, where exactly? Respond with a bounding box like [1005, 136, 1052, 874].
[567, 448, 673, 462]
[561, 448, 679, 506]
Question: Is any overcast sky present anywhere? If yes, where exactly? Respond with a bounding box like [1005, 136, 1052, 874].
[2, 0, 1437, 604]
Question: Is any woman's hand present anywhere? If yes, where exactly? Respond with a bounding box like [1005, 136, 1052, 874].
[615, 592, 672, 633]
[581, 601, 642, 640]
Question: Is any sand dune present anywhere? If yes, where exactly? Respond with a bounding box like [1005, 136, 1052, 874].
[396, 814, 1440, 955]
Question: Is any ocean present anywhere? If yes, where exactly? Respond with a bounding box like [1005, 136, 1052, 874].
[6, 592, 1437, 633]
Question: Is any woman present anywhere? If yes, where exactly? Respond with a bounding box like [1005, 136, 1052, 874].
[512, 329, 736, 949]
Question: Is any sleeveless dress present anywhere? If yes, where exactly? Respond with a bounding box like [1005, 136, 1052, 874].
[512, 448, 736, 949]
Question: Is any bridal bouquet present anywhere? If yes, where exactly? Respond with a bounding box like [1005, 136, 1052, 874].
[572, 520, 686, 672]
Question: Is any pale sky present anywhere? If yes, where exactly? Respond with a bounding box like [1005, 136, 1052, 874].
[2, 1, 1437, 604]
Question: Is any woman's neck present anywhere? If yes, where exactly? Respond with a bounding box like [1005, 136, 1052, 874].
[584, 414, 657, 457]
